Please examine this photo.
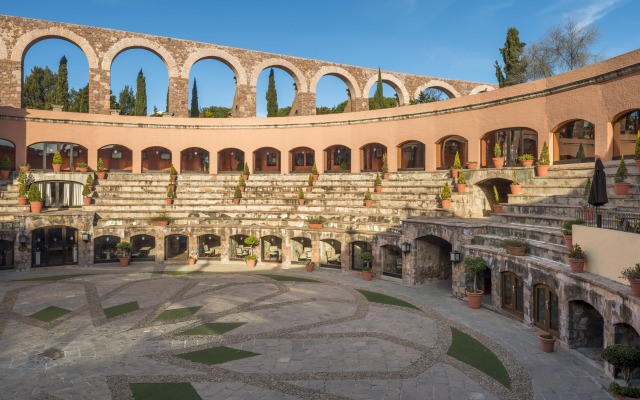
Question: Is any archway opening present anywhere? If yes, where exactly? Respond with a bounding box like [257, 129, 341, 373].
[181, 147, 209, 173]
[98, 145, 133, 171]
[350, 241, 371, 271]
[289, 147, 315, 173]
[615, 323, 640, 378]
[316, 74, 351, 114]
[218, 148, 244, 173]
[32, 226, 78, 267]
[130, 234, 155, 262]
[142, 146, 171, 172]
[199, 234, 221, 259]
[253, 147, 281, 173]
[475, 178, 512, 216]
[324, 145, 351, 173]
[360, 143, 387, 172]
[0, 140, 16, 172]
[27, 142, 88, 171]
[482, 128, 538, 167]
[381, 244, 402, 278]
[436, 136, 468, 169]
[261, 235, 282, 263]
[413, 87, 451, 103]
[0, 240, 14, 270]
[368, 82, 398, 109]
[613, 110, 639, 159]
[94, 235, 119, 263]
[230, 234, 249, 260]
[320, 239, 341, 269]
[397, 141, 425, 171]
[569, 300, 604, 364]
[256, 68, 296, 117]
[188, 58, 236, 118]
[414, 235, 452, 284]
[553, 120, 595, 163]
[165, 234, 188, 260]
[291, 237, 312, 264]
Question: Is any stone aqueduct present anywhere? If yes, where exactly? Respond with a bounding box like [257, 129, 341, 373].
[0, 15, 494, 118]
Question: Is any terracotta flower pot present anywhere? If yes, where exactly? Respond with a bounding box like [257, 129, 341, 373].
[492, 157, 504, 168]
[30, 200, 43, 213]
[52, 164, 62, 172]
[539, 335, 556, 353]
[535, 165, 549, 177]
[451, 169, 460, 179]
[383, 173, 389, 179]
[119, 258, 130, 267]
[466, 290, 483, 309]
[309, 223, 323, 229]
[96, 171, 106, 179]
[563, 234, 572, 251]
[365, 199, 372, 207]
[246, 259, 256, 268]
[568, 258, 585, 272]
[166, 198, 173, 205]
[614, 182, 630, 195]
[17, 197, 28, 205]
[441, 199, 451, 209]
[171, 174, 177, 181]
[20, 165, 30, 172]
[298, 199, 305, 205]
[493, 204, 503, 213]
[77, 167, 88, 173]
[83, 197, 91, 205]
[168, 184, 176, 192]
[363, 270, 372, 281]
[375, 185, 382, 193]
[233, 198, 240, 204]
[0, 170, 9, 180]
[510, 184, 522, 195]
[457, 184, 466, 193]
[629, 278, 640, 297]
[521, 160, 534, 167]
[188, 258, 196, 265]
[306, 186, 312, 192]
[312, 174, 319, 181]
[152, 220, 169, 226]
[306, 264, 314, 272]
[506, 246, 526, 256]
[243, 174, 249, 181]
[466, 162, 478, 169]
[239, 186, 245, 192]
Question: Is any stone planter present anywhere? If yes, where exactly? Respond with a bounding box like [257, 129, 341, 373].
[239, 186, 245, 192]
[614, 182, 630, 195]
[506, 246, 526, 256]
[17, 197, 27, 205]
[30, 201, 43, 213]
[535, 165, 549, 177]
[298, 199, 305, 205]
[20, 165, 30, 172]
[152, 220, 169, 226]
[119, 258, 130, 267]
[510, 184, 522, 195]
[466, 290, 483, 309]
[441, 199, 451, 209]
[52, 164, 62, 172]
[309, 223, 323, 229]
[246, 259, 256, 268]
[83, 197, 91, 205]
[96, 171, 106, 180]
[457, 184, 466, 193]
[629, 279, 640, 297]
[363, 270, 372, 281]
[521, 160, 534, 167]
[466, 162, 478, 169]
[492, 157, 504, 168]
[493, 204, 503, 213]
[166, 198, 173, 205]
[233, 198, 240, 204]
[568, 258, 585, 273]
[375, 185, 382, 193]
[188, 258, 196, 265]
[306, 186, 312, 192]
[312, 174, 318, 181]
[451, 169, 460, 179]
[383, 173, 389, 179]
[563, 234, 572, 251]
[365, 199, 372, 207]
[539, 335, 556, 353]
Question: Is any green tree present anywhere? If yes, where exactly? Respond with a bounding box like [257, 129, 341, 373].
[190, 78, 199, 118]
[118, 85, 135, 115]
[134, 69, 147, 116]
[410, 89, 445, 104]
[316, 100, 349, 115]
[494, 27, 527, 88]
[55, 56, 70, 110]
[266, 69, 278, 117]
[69, 84, 89, 113]
[576, 143, 586, 159]
[200, 106, 230, 118]
[368, 96, 396, 109]
[277, 106, 291, 117]
[23, 66, 57, 110]
[371, 68, 385, 110]
[109, 89, 119, 109]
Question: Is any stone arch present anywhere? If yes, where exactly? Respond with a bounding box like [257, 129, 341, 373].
[413, 80, 460, 100]
[11, 27, 99, 68]
[363, 73, 410, 106]
[101, 37, 178, 77]
[309, 66, 361, 98]
[180, 48, 247, 85]
[469, 85, 496, 95]
[249, 58, 308, 92]
[0, 37, 7, 60]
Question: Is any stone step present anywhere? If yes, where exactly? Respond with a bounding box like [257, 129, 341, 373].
[491, 212, 573, 228]
[462, 244, 570, 273]
[501, 203, 581, 218]
[519, 185, 588, 196]
[485, 222, 564, 246]
[473, 233, 568, 264]
[506, 194, 584, 206]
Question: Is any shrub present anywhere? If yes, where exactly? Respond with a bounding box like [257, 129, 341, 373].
[82, 185, 91, 197]
[244, 254, 257, 260]
[169, 164, 177, 176]
[562, 219, 583, 236]
[298, 187, 304, 199]
[243, 162, 250, 175]
[17, 170, 27, 186]
[537, 142, 550, 165]
[500, 238, 529, 251]
[244, 236, 259, 257]
[97, 158, 105, 172]
[441, 182, 452, 200]
[150, 213, 171, 222]
[518, 154, 534, 161]
[77, 162, 88, 168]
[615, 155, 628, 183]
[463, 257, 486, 292]
[52, 151, 63, 165]
[27, 183, 44, 202]
[18, 184, 28, 198]
[234, 186, 242, 199]
[635, 130, 640, 161]
[540, 333, 554, 339]
[339, 161, 350, 170]
[608, 382, 640, 398]
[115, 241, 132, 257]
[568, 244, 586, 259]
[20, 162, 30, 167]
[457, 169, 466, 184]
[238, 174, 245, 187]
[308, 174, 314, 187]
[493, 185, 500, 203]
[374, 171, 382, 186]
[601, 344, 640, 386]
[0, 155, 11, 170]
[582, 177, 591, 203]
[236, 162, 244, 171]
[86, 174, 94, 186]
[493, 143, 502, 158]
[312, 162, 319, 175]
[381, 153, 388, 173]
[364, 188, 372, 201]
[308, 216, 326, 225]
[167, 187, 173, 198]
[576, 143, 586, 159]
[511, 170, 519, 185]
[451, 151, 462, 169]
[361, 251, 373, 271]
[620, 263, 640, 280]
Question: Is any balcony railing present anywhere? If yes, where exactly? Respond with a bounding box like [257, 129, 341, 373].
[577, 208, 640, 234]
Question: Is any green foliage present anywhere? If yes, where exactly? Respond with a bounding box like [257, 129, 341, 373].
[110, 89, 118, 110]
[234, 186, 242, 199]
[339, 161, 350, 170]
[76, 162, 88, 168]
[243, 162, 250, 175]
[615, 155, 628, 183]
[576, 143, 586, 159]
[23, 66, 57, 110]
[308, 174, 314, 186]
[375, 171, 382, 186]
[115, 241, 132, 256]
[635, 130, 640, 161]
[97, 158, 104, 172]
[18, 184, 28, 198]
[493, 185, 500, 203]
[562, 219, 583, 235]
[134, 69, 147, 116]
[17, 170, 27, 186]
[169, 164, 177, 176]
[511, 170, 519, 185]
[495, 27, 527, 88]
[118, 85, 135, 115]
[364, 188, 372, 200]
[458, 169, 466, 184]
[52, 151, 63, 165]
[238, 174, 245, 187]
[538, 141, 550, 165]
[620, 263, 640, 280]
[82, 185, 91, 197]
[103, 301, 139, 319]
[86, 174, 93, 186]
[166, 187, 173, 198]
[266, 69, 278, 117]
[307, 216, 326, 225]
[153, 306, 202, 322]
[381, 153, 388, 173]
[500, 238, 529, 250]
[29, 306, 71, 323]
[27, 183, 44, 202]
[582, 177, 591, 202]
[0, 155, 10, 170]
[150, 213, 172, 223]
[316, 100, 348, 114]
[608, 382, 640, 398]
[360, 251, 373, 271]
[311, 162, 319, 175]
[356, 289, 421, 310]
[463, 257, 486, 291]
[372, 68, 386, 110]
[441, 182, 452, 200]
[410, 88, 445, 104]
[298, 187, 304, 199]
[68, 84, 89, 113]
[568, 244, 586, 259]
[601, 344, 640, 386]
[55, 56, 69, 110]
[368, 96, 397, 109]
[277, 106, 291, 117]
[190, 77, 199, 118]
[200, 106, 231, 118]
[452, 151, 462, 169]
[493, 143, 502, 158]
[518, 154, 534, 161]
[244, 236, 259, 247]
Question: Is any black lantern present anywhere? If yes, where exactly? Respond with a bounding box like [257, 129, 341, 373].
[449, 250, 462, 263]
[401, 242, 411, 255]
[18, 234, 27, 252]
[82, 233, 90, 242]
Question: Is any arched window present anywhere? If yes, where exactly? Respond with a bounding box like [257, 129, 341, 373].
[350, 241, 371, 271]
[324, 145, 351, 172]
[165, 235, 188, 260]
[553, 120, 595, 163]
[0, 240, 14, 270]
[320, 239, 341, 268]
[230, 234, 249, 260]
[261, 235, 282, 263]
[32, 226, 78, 267]
[613, 110, 639, 159]
[27, 142, 88, 171]
[381, 245, 402, 278]
[35, 181, 83, 208]
[218, 148, 244, 173]
[436, 136, 467, 169]
[253, 147, 281, 173]
[130, 234, 155, 262]
[291, 237, 312, 263]
[0, 140, 16, 171]
[199, 235, 221, 259]
[360, 143, 386, 171]
[98, 145, 132, 171]
[482, 128, 538, 167]
[142, 147, 171, 172]
[397, 141, 425, 170]
[289, 147, 315, 173]
[94, 235, 119, 263]
[181, 148, 209, 173]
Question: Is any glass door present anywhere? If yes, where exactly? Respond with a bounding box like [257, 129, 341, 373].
[502, 272, 524, 317]
[535, 285, 559, 336]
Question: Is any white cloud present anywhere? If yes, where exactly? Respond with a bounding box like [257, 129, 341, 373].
[563, 0, 627, 27]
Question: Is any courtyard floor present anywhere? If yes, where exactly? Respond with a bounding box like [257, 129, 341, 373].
[0, 261, 613, 400]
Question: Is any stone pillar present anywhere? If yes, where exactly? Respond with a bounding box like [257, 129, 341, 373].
[132, 148, 142, 173]
[78, 239, 93, 268]
[220, 230, 230, 263]
[352, 97, 369, 112]
[230, 84, 255, 117]
[89, 68, 110, 115]
[154, 232, 164, 263]
[290, 92, 316, 116]
[168, 76, 188, 118]
[282, 231, 291, 267]
[0, 60, 21, 108]
[387, 146, 398, 173]
[87, 145, 98, 172]
[208, 147, 217, 174]
[350, 147, 360, 173]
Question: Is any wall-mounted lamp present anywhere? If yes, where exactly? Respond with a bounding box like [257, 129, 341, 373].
[18, 234, 27, 252]
[449, 250, 462, 263]
[401, 241, 411, 255]
[82, 232, 90, 242]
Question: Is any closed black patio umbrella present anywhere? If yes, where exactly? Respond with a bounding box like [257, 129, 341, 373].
[588, 158, 608, 227]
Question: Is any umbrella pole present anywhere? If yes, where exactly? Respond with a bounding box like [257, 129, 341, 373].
[596, 206, 601, 228]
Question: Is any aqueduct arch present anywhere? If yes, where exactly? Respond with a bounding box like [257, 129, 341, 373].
[363, 73, 411, 106]
[180, 48, 248, 85]
[0, 38, 7, 60]
[414, 80, 460, 100]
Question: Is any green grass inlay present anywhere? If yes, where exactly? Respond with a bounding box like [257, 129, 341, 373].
[178, 322, 246, 336]
[15, 274, 94, 282]
[176, 346, 260, 366]
[258, 274, 319, 282]
[356, 289, 421, 311]
[29, 306, 71, 322]
[153, 306, 202, 322]
[130, 382, 202, 400]
[447, 326, 511, 389]
[103, 301, 140, 319]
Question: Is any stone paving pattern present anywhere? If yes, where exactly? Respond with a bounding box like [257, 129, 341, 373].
[0, 264, 614, 399]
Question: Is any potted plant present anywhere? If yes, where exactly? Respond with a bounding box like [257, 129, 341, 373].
[166, 187, 174, 205]
[519, 154, 535, 167]
[52, 151, 63, 172]
[381, 153, 389, 179]
[151, 213, 171, 226]
[536, 142, 550, 177]
[82, 184, 92, 205]
[76, 162, 89, 173]
[19, 162, 30, 172]
[169, 164, 178, 180]
[562, 219, 583, 251]
[168, 176, 177, 193]
[457, 169, 466, 193]
[374, 171, 382, 192]
[364, 188, 372, 207]
[614, 155, 630, 195]
[312, 162, 319, 180]
[244, 236, 259, 267]
[466, 161, 478, 169]
[601, 344, 640, 400]
[451, 151, 461, 178]
[635, 130, 640, 173]
[307, 174, 314, 192]
[298, 187, 305, 205]
[539, 333, 556, 353]
[188, 255, 196, 265]
[582, 178, 595, 221]
[492, 143, 504, 168]
[86, 174, 94, 191]
[238, 174, 246, 192]
[17, 182, 28, 205]
[463, 257, 486, 309]
[233, 186, 242, 204]
[308, 216, 325, 229]
[510, 170, 522, 195]
[0, 155, 11, 179]
[28, 183, 44, 213]
[305, 260, 314, 272]
[568, 244, 586, 273]
[501, 238, 529, 256]
[440, 182, 452, 209]
[621, 264, 640, 297]
[243, 162, 250, 180]
[116, 241, 132, 266]
[492, 185, 502, 213]
[96, 158, 106, 180]
[361, 251, 373, 281]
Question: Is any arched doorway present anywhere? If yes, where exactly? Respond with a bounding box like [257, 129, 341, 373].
[381, 245, 402, 278]
[553, 120, 595, 163]
[261, 235, 282, 263]
[534, 284, 559, 336]
[436, 136, 468, 169]
[0, 240, 14, 270]
[414, 236, 452, 283]
[254, 147, 280, 173]
[291, 237, 312, 263]
[199, 235, 221, 259]
[165, 235, 188, 260]
[142, 147, 171, 172]
[0, 139, 16, 171]
[350, 241, 371, 271]
[230, 234, 249, 260]
[397, 141, 425, 171]
[27, 142, 88, 171]
[218, 148, 244, 173]
[181, 147, 209, 173]
[569, 300, 604, 350]
[98, 145, 133, 171]
[481, 128, 538, 167]
[130, 234, 155, 262]
[320, 239, 341, 268]
[289, 147, 315, 173]
[360, 143, 386, 172]
[324, 145, 351, 172]
[613, 110, 639, 159]
[32, 226, 78, 267]
[475, 178, 512, 216]
[615, 323, 640, 378]
[94, 235, 119, 263]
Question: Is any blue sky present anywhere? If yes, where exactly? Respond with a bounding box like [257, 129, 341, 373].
[10, 0, 640, 116]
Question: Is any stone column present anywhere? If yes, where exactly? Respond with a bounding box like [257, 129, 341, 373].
[89, 68, 110, 115]
[154, 232, 164, 263]
[352, 97, 369, 112]
[387, 146, 398, 173]
[132, 148, 142, 173]
[220, 230, 230, 263]
[290, 92, 316, 116]
[282, 231, 291, 267]
[168, 76, 188, 118]
[0, 60, 21, 108]
[230, 84, 256, 117]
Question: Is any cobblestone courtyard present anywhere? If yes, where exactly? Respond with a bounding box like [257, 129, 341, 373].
[0, 263, 613, 400]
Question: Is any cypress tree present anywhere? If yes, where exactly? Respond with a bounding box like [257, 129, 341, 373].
[166, 88, 169, 112]
[134, 69, 147, 116]
[55, 56, 70, 110]
[266, 69, 278, 117]
[372, 68, 385, 110]
[118, 85, 135, 115]
[494, 27, 527, 88]
[190, 78, 199, 117]
[576, 143, 586, 159]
